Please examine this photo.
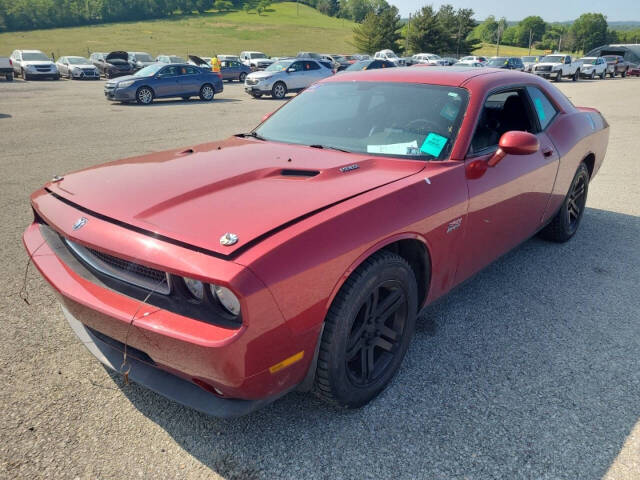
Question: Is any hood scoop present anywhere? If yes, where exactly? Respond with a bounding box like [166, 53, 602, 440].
[280, 169, 320, 178]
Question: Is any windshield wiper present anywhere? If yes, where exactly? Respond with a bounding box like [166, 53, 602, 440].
[235, 131, 267, 141]
[308, 144, 350, 153]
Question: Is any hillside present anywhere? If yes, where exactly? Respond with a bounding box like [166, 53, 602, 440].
[473, 42, 548, 57]
[0, 3, 356, 57]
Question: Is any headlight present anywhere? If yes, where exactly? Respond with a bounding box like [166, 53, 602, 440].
[117, 80, 134, 88]
[211, 285, 241, 316]
[184, 277, 205, 300]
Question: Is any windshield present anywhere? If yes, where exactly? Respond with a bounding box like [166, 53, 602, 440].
[386, 52, 398, 59]
[134, 63, 163, 77]
[251, 53, 267, 59]
[487, 58, 508, 67]
[265, 60, 292, 72]
[345, 61, 371, 71]
[541, 55, 564, 63]
[580, 58, 597, 64]
[255, 82, 468, 160]
[522, 56, 538, 62]
[460, 56, 473, 61]
[23, 52, 49, 61]
[67, 57, 90, 64]
[135, 53, 153, 62]
[332, 55, 346, 62]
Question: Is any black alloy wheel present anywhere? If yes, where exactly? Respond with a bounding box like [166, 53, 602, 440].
[539, 163, 589, 242]
[315, 251, 418, 408]
[344, 280, 408, 387]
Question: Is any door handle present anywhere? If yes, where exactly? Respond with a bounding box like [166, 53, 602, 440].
[542, 147, 554, 158]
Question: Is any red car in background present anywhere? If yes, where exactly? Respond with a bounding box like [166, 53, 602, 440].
[24, 68, 609, 417]
[628, 64, 640, 76]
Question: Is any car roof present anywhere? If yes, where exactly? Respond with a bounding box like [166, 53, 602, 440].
[324, 66, 508, 87]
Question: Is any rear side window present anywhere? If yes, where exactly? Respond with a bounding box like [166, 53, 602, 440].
[526, 86, 558, 130]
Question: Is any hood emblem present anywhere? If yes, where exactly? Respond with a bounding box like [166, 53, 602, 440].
[339, 164, 359, 173]
[220, 233, 239, 246]
[72, 217, 88, 231]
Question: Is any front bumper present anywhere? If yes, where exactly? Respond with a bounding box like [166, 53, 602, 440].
[534, 70, 559, 79]
[244, 84, 272, 95]
[61, 301, 286, 417]
[104, 85, 136, 101]
[25, 69, 59, 78]
[71, 69, 100, 79]
[23, 190, 320, 415]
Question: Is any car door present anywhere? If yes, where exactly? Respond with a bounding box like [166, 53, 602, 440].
[303, 60, 326, 85]
[153, 65, 181, 97]
[178, 65, 201, 95]
[457, 86, 560, 281]
[284, 61, 305, 90]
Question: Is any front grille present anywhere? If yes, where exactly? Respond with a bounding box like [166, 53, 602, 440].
[536, 65, 552, 72]
[35, 66, 51, 72]
[257, 62, 270, 68]
[82, 68, 97, 74]
[64, 239, 171, 294]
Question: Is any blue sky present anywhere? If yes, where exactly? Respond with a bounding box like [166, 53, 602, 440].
[390, 0, 640, 21]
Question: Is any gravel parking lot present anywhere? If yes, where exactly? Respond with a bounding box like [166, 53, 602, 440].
[1, 76, 639, 480]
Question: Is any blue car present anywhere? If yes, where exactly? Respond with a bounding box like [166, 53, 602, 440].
[104, 63, 224, 104]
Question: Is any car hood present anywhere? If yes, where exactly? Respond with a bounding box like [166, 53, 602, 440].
[69, 63, 96, 69]
[247, 71, 277, 80]
[23, 60, 55, 66]
[536, 62, 562, 67]
[106, 51, 129, 61]
[46, 137, 424, 257]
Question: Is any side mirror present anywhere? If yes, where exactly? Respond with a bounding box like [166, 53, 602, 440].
[488, 131, 540, 167]
[285, 68, 292, 73]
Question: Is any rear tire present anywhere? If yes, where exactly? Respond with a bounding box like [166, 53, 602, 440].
[6, 73, 13, 81]
[539, 163, 589, 243]
[314, 251, 418, 408]
[239, 72, 247, 83]
[622, 69, 627, 78]
[199, 83, 215, 101]
[600, 71, 605, 80]
[135, 86, 154, 105]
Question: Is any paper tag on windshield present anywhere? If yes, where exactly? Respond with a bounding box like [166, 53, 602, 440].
[367, 141, 418, 155]
[420, 133, 448, 157]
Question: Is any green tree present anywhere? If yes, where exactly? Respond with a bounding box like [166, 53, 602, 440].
[501, 26, 518, 45]
[515, 15, 546, 47]
[406, 6, 446, 53]
[470, 15, 498, 43]
[570, 13, 608, 53]
[352, 5, 401, 53]
[213, 0, 233, 10]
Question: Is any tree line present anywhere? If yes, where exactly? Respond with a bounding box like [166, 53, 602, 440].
[470, 13, 640, 54]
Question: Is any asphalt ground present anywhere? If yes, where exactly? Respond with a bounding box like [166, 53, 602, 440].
[0, 75, 639, 480]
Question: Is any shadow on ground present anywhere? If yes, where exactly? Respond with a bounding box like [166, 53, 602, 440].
[114, 207, 640, 479]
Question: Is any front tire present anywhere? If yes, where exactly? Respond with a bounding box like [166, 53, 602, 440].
[590, 71, 595, 80]
[314, 251, 418, 408]
[271, 81, 287, 99]
[573, 71, 579, 81]
[554, 72, 561, 82]
[199, 83, 215, 101]
[539, 163, 589, 243]
[622, 69, 627, 78]
[135, 86, 154, 105]
[6, 73, 13, 81]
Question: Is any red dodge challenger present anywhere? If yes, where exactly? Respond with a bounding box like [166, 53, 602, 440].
[24, 68, 609, 417]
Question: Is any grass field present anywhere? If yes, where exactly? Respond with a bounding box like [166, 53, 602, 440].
[0, 2, 356, 58]
[473, 42, 548, 57]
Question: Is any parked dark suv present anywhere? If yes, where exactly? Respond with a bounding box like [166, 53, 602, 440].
[486, 57, 525, 71]
[90, 51, 134, 79]
[602, 55, 630, 78]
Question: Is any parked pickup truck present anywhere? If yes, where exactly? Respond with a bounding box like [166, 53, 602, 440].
[0, 56, 13, 81]
[602, 55, 630, 78]
[533, 54, 582, 82]
[239, 51, 274, 71]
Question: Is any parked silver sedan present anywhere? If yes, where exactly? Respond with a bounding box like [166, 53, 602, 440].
[55, 56, 100, 80]
[244, 58, 332, 99]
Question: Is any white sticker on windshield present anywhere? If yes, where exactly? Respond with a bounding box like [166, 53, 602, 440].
[367, 141, 418, 155]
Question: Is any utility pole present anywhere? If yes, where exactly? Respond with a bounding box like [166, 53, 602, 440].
[456, 19, 462, 58]
[496, 26, 502, 57]
[405, 14, 411, 54]
[558, 35, 562, 53]
[297, 0, 299, 16]
[528, 29, 533, 55]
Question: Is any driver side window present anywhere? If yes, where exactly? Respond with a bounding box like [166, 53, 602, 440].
[288, 62, 303, 72]
[470, 90, 535, 154]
